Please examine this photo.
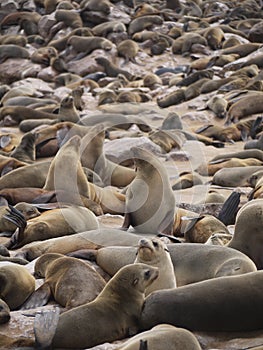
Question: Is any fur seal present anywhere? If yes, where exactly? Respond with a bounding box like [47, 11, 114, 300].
[226, 92, 263, 124]
[9, 132, 36, 163]
[117, 39, 140, 64]
[227, 199, 263, 269]
[128, 15, 163, 36]
[0, 44, 30, 63]
[197, 157, 263, 176]
[30, 46, 57, 65]
[92, 21, 126, 37]
[54, 9, 83, 29]
[80, 123, 136, 187]
[45, 263, 159, 349]
[0, 106, 79, 124]
[140, 270, 263, 332]
[0, 299, 10, 324]
[116, 324, 202, 350]
[22, 253, 106, 309]
[67, 36, 112, 55]
[57, 94, 79, 122]
[95, 57, 135, 80]
[212, 166, 263, 187]
[4, 204, 99, 249]
[203, 26, 225, 49]
[0, 264, 35, 310]
[0, 160, 51, 190]
[134, 238, 176, 296]
[122, 147, 175, 234]
[182, 214, 230, 243]
[43, 134, 125, 214]
[87, 242, 257, 287]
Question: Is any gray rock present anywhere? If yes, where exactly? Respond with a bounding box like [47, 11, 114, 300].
[104, 136, 164, 163]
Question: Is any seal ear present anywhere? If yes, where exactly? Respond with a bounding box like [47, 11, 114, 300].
[133, 278, 139, 286]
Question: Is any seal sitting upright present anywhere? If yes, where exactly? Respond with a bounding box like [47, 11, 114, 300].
[121, 147, 175, 234]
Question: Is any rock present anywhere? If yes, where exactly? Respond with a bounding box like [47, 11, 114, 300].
[104, 136, 164, 164]
[38, 14, 56, 38]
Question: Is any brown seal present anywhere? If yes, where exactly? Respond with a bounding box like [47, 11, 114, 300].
[121, 147, 175, 234]
[57, 94, 79, 123]
[128, 15, 163, 36]
[226, 92, 263, 124]
[92, 20, 126, 37]
[0, 44, 30, 63]
[43, 264, 159, 349]
[43, 134, 125, 214]
[140, 270, 263, 332]
[22, 253, 106, 309]
[0, 160, 51, 190]
[203, 26, 225, 49]
[0, 264, 35, 310]
[212, 165, 263, 187]
[95, 57, 135, 80]
[0, 106, 79, 125]
[134, 237, 176, 296]
[117, 39, 140, 64]
[54, 9, 83, 29]
[182, 214, 230, 243]
[0, 299, 10, 324]
[86, 242, 256, 287]
[67, 36, 112, 55]
[227, 199, 263, 269]
[80, 123, 136, 187]
[30, 46, 57, 65]
[9, 132, 36, 163]
[116, 324, 202, 350]
[4, 204, 99, 249]
[197, 157, 263, 176]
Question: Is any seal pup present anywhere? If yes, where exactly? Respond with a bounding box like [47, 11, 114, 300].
[134, 237, 176, 296]
[115, 324, 202, 350]
[121, 147, 175, 234]
[0, 264, 35, 310]
[22, 253, 106, 309]
[140, 270, 263, 332]
[40, 263, 159, 349]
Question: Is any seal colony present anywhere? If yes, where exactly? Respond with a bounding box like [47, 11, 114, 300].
[0, 0, 263, 349]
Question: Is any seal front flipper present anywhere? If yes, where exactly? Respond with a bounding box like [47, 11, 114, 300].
[34, 307, 60, 350]
[3, 204, 27, 249]
[218, 190, 241, 225]
[120, 212, 131, 231]
[20, 283, 52, 310]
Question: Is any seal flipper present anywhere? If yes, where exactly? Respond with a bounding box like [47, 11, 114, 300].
[218, 190, 241, 225]
[120, 212, 131, 231]
[20, 283, 52, 310]
[67, 249, 98, 261]
[34, 307, 60, 350]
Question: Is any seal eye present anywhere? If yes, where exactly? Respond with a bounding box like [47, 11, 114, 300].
[152, 241, 158, 248]
[144, 269, 151, 279]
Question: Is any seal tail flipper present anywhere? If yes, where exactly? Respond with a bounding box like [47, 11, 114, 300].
[217, 190, 241, 225]
[34, 307, 60, 350]
[20, 283, 52, 310]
